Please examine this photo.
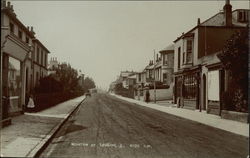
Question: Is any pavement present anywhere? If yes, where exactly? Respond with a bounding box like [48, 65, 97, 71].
[40, 93, 248, 158]
[111, 93, 249, 137]
[0, 95, 86, 157]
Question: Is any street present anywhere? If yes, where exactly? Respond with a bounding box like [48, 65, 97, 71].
[40, 93, 248, 158]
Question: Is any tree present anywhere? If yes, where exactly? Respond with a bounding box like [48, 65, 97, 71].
[83, 77, 96, 91]
[217, 29, 248, 112]
[53, 63, 80, 92]
[34, 76, 62, 93]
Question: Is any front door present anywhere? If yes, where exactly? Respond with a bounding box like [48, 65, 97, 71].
[203, 74, 206, 110]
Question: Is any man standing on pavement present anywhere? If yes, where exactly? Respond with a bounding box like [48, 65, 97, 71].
[145, 89, 150, 103]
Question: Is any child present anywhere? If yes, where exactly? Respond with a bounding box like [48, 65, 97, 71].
[27, 95, 35, 112]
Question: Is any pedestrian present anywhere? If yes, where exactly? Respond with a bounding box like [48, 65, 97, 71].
[145, 89, 150, 103]
[27, 94, 35, 112]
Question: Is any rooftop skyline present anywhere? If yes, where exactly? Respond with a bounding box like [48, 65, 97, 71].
[11, 0, 249, 90]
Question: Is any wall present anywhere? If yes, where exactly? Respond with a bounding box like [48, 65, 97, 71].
[148, 86, 173, 101]
[198, 27, 245, 58]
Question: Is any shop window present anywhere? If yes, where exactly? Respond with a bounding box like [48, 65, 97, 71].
[8, 57, 21, 112]
[183, 74, 197, 99]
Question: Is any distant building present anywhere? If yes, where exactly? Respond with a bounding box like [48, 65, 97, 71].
[48, 57, 59, 75]
[159, 44, 174, 86]
[134, 44, 174, 101]
[109, 81, 117, 93]
[119, 71, 135, 89]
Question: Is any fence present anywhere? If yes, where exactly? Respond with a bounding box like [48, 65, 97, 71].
[29, 91, 83, 112]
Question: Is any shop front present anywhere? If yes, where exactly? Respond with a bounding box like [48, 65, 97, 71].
[2, 54, 23, 117]
[1, 34, 30, 117]
[174, 67, 200, 110]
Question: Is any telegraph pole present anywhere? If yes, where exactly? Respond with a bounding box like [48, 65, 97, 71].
[154, 50, 156, 103]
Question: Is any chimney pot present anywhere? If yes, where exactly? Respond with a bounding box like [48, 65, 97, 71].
[224, 0, 232, 26]
[7, 1, 10, 7]
[2, 0, 6, 7]
[197, 18, 201, 25]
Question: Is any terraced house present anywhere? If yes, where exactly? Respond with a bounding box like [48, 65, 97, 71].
[173, 0, 249, 115]
[134, 44, 174, 102]
[1, 1, 50, 123]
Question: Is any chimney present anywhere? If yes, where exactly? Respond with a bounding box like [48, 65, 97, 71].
[2, 0, 6, 8]
[30, 26, 36, 35]
[197, 18, 201, 25]
[7, 1, 10, 8]
[223, 0, 232, 26]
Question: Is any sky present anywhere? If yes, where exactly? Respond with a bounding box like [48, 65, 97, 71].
[10, 0, 249, 90]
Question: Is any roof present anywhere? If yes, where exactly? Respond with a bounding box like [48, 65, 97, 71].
[128, 74, 136, 79]
[33, 39, 51, 54]
[120, 71, 134, 77]
[137, 65, 148, 73]
[2, 2, 51, 54]
[159, 44, 174, 54]
[146, 64, 154, 70]
[174, 9, 249, 43]
[200, 10, 249, 27]
[1, 7, 35, 38]
[162, 44, 174, 51]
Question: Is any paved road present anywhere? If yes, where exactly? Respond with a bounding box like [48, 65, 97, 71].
[40, 93, 248, 158]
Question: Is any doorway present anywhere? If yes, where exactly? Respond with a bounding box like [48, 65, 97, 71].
[203, 74, 206, 110]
